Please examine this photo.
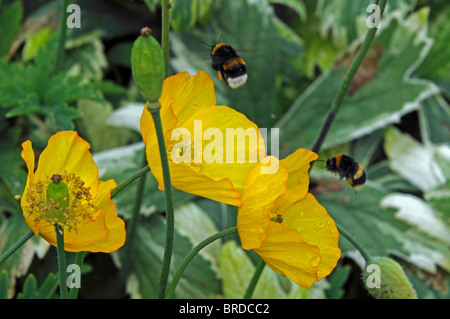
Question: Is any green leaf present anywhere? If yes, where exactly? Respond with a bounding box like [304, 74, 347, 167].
[0, 1, 23, 59]
[380, 193, 450, 245]
[277, 11, 438, 154]
[21, 27, 54, 62]
[94, 145, 194, 219]
[0, 269, 10, 299]
[17, 273, 58, 299]
[0, 214, 50, 296]
[415, 6, 450, 94]
[317, 185, 450, 274]
[418, 94, 450, 146]
[219, 241, 328, 298]
[121, 214, 221, 299]
[383, 126, 447, 192]
[170, 0, 281, 128]
[170, 0, 212, 32]
[77, 99, 136, 152]
[317, 0, 417, 48]
[325, 265, 352, 299]
[64, 31, 108, 80]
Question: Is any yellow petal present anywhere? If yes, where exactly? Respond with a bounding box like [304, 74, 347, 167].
[36, 180, 125, 252]
[167, 161, 241, 206]
[76, 179, 126, 252]
[164, 71, 216, 126]
[33, 131, 99, 197]
[282, 193, 341, 280]
[274, 148, 318, 213]
[237, 157, 288, 250]
[20, 140, 38, 236]
[141, 71, 266, 206]
[183, 105, 266, 194]
[255, 221, 321, 288]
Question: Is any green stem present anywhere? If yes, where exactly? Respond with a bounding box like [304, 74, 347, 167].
[165, 226, 238, 299]
[55, 225, 68, 299]
[243, 258, 266, 299]
[161, 0, 170, 77]
[336, 222, 372, 262]
[54, 0, 71, 73]
[0, 230, 34, 265]
[111, 164, 150, 199]
[69, 251, 85, 299]
[151, 106, 175, 299]
[121, 155, 148, 279]
[311, 0, 387, 154]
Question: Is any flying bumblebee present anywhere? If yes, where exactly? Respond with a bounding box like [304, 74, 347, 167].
[325, 154, 366, 192]
[201, 40, 248, 91]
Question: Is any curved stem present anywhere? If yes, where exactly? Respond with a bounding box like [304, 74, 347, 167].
[165, 226, 238, 299]
[151, 107, 175, 299]
[55, 225, 68, 299]
[243, 258, 266, 299]
[311, 0, 387, 154]
[0, 230, 34, 265]
[111, 165, 150, 199]
[336, 222, 372, 262]
[121, 155, 148, 279]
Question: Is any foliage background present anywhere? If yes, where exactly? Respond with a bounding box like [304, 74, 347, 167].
[0, 0, 449, 299]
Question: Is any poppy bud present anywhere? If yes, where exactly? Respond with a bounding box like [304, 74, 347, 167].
[131, 27, 165, 107]
[363, 256, 417, 299]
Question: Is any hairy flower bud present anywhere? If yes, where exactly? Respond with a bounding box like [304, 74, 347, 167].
[363, 256, 417, 299]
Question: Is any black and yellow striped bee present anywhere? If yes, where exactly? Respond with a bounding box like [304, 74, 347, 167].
[201, 40, 248, 91]
[325, 154, 366, 192]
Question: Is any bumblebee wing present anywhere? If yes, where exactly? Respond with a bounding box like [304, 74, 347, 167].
[218, 70, 230, 94]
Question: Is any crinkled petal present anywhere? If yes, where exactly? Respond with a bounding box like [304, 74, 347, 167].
[141, 71, 265, 206]
[237, 157, 287, 250]
[33, 131, 99, 196]
[255, 221, 321, 288]
[282, 193, 341, 280]
[20, 140, 38, 236]
[164, 71, 216, 126]
[274, 148, 318, 214]
[73, 179, 126, 252]
[183, 105, 266, 194]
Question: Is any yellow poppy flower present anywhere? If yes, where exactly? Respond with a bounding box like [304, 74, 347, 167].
[140, 71, 265, 206]
[237, 148, 341, 288]
[20, 131, 126, 253]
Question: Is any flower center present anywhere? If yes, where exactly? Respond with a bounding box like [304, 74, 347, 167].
[270, 214, 284, 223]
[24, 171, 96, 233]
[167, 138, 201, 172]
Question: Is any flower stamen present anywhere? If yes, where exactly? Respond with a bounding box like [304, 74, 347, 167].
[24, 171, 96, 234]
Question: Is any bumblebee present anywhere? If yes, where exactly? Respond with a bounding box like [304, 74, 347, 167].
[325, 154, 366, 192]
[201, 41, 248, 90]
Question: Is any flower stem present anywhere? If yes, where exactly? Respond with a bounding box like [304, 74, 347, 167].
[243, 258, 266, 299]
[110, 164, 150, 199]
[150, 106, 175, 299]
[55, 225, 68, 299]
[165, 226, 238, 299]
[311, 0, 387, 154]
[54, 0, 71, 73]
[121, 155, 148, 280]
[335, 222, 372, 262]
[69, 251, 85, 299]
[161, 0, 170, 77]
[0, 230, 34, 265]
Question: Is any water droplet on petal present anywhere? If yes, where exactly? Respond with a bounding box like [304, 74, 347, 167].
[309, 256, 320, 267]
